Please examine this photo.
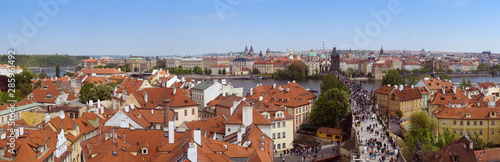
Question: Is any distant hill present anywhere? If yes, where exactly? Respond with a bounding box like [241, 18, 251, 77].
[0, 54, 89, 67]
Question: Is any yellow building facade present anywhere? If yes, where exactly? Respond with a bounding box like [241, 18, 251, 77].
[434, 107, 500, 144]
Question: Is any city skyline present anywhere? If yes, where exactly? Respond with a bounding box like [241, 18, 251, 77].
[1, 0, 499, 56]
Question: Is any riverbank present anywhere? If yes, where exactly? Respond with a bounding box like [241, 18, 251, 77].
[177, 74, 263, 79]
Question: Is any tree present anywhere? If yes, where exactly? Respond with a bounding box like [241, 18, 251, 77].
[405, 75, 418, 85]
[288, 62, 308, 76]
[218, 69, 222, 75]
[309, 88, 350, 128]
[38, 72, 48, 79]
[79, 83, 96, 104]
[134, 67, 139, 72]
[75, 66, 82, 71]
[253, 68, 260, 74]
[436, 128, 455, 148]
[320, 74, 341, 93]
[204, 68, 208, 74]
[401, 111, 440, 161]
[222, 68, 226, 75]
[381, 69, 401, 86]
[156, 59, 166, 69]
[395, 109, 403, 119]
[208, 69, 212, 75]
[447, 69, 454, 73]
[64, 73, 74, 77]
[439, 73, 449, 80]
[367, 72, 374, 81]
[79, 83, 113, 104]
[193, 66, 203, 74]
[55, 65, 60, 77]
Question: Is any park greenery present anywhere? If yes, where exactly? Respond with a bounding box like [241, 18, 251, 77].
[0, 54, 88, 67]
[0, 67, 37, 104]
[78, 83, 113, 104]
[309, 74, 350, 128]
[400, 111, 455, 161]
[274, 62, 309, 80]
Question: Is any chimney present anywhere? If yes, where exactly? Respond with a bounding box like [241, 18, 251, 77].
[123, 133, 126, 143]
[452, 86, 457, 95]
[293, 80, 296, 83]
[101, 104, 104, 114]
[151, 109, 154, 115]
[237, 126, 246, 144]
[168, 121, 175, 143]
[399, 85, 403, 91]
[167, 70, 169, 76]
[89, 100, 94, 108]
[125, 105, 130, 113]
[187, 143, 197, 162]
[19, 127, 24, 136]
[273, 84, 276, 89]
[231, 101, 238, 115]
[131, 103, 135, 110]
[118, 68, 121, 72]
[98, 99, 101, 109]
[194, 130, 201, 146]
[259, 96, 263, 101]
[411, 85, 414, 89]
[144, 91, 148, 103]
[59, 110, 65, 119]
[242, 106, 253, 126]
[287, 81, 290, 84]
[164, 99, 170, 127]
[45, 113, 50, 124]
[173, 88, 176, 95]
[442, 85, 446, 94]
[286, 88, 290, 92]
[250, 88, 253, 96]
[387, 84, 390, 86]
[394, 85, 398, 89]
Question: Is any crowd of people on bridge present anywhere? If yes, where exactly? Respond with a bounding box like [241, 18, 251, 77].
[333, 71, 399, 162]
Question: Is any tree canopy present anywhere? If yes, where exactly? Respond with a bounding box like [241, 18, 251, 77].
[309, 88, 350, 128]
[381, 69, 402, 86]
[79, 83, 113, 104]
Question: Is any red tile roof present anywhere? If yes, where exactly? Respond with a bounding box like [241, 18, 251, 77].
[79, 68, 124, 74]
[224, 102, 272, 125]
[246, 82, 316, 108]
[131, 87, 198, 108]
[27, 81, 78, 104]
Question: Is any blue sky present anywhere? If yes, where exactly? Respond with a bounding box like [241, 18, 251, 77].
[0, 0, 498, 56]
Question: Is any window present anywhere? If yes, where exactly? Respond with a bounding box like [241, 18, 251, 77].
[282, 143, 286, 149]
[192, 109, 195, 115]
[273, 123, 276, 128]
[460, 130, 463, 135]
[453, 120, 456, 125]
[453, 129, 456, 134]
[493, 121, 495, 125]
[492, 130, 495, 135]
[467, 130, 470, 135]
[175, 112, 178, 121]
[283, 132, 286, 138]
[184, 109, 187, 116]
[474, 121, 477, 125]
[277, 133, 281, 139]
[272, 133, 275, 139]
[460, 121, 463, 125]
[467, 121, 470, 125]
[277, 144, 281, 149]
[493, 139, 495, 143]
[480, 130, 483, 135]
[443, 129, 446, 133]
[443, 120, 447, 124]
[277, 122, 281, 128]
[480, 121, 483, 125]
[142, 148, 148, 155]
[282, 121, 286, 127]
[474, 130, 477, 135]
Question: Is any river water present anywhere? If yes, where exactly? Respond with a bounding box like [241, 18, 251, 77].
[229, 76, 500, 95]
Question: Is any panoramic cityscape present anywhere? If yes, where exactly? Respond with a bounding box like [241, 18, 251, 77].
[1, 1, 500, 162]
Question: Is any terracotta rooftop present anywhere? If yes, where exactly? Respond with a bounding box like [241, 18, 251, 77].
[224, 102, 272, 125]
[131, 87, 198, 108]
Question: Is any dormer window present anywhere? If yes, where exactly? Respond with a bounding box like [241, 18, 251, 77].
[466, 113, 471, 118]
[43, 85, 49, 90]
[141, 147, 149, 155]
[491, 111, 496, 118]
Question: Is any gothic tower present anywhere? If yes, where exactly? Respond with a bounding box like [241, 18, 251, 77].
[331, 47, 340, 72]
[266, 48, 271, 57]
